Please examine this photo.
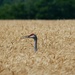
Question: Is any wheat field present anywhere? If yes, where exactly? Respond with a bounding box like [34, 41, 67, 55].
[0, 20, 75, 75]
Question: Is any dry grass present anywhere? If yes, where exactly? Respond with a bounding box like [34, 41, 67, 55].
[0, 20, 75, 75]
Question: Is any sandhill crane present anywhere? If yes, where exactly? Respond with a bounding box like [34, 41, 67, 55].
[21, 34, 37, 51]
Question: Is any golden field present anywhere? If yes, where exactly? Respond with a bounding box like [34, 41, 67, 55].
[0, 20, 75, 75]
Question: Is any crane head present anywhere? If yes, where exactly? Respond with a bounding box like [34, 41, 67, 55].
[21, 34, 37, 40]
[27, 34, 37, 40]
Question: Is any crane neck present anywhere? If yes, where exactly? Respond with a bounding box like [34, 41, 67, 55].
[34, 38, 37, 51]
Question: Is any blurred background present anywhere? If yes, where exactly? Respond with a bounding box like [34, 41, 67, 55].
[0, 0, 75, 19]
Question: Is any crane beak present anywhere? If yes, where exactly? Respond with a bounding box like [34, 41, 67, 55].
[20, 36, 30, 39]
